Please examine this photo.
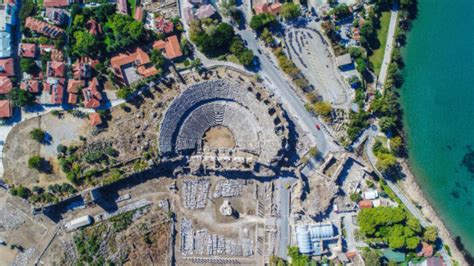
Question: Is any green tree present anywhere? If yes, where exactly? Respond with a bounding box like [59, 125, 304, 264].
[250, 13, 277, 31]
[116, 87, 133, 99]
[238, 49, 254, 66]
[356, 58, 368, 74]
[390, 136, 403, 155]
[332, 4, 351, 20]
[20, 58, 38, 74]
[362, 249, 381, 266]
[261, 27, 274, 46]
[73, 31, 97, 57]
[281, 3, 301, 20]
[150, 49, 166, 69]
[350, 192, 362, 202]
[11, 186, 31, 199]
[28, 155, 43, 170]
[376, 152, 397, 173]
[406, 236, 421, 249]
[7, 89, 35, 107]
[423, 226, 438, 243]
[30, 128, 45, 143]
[379, 116, 397, 133]
[314, 102, 332, 118]
[287, 246, 309, 266]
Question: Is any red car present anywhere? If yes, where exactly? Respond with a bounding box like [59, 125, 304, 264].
[315, 124, 321, 130]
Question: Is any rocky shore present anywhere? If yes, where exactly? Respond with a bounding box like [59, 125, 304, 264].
[399, 161, 469, 265]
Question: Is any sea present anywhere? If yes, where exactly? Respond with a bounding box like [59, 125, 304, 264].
[400, 0, 474, 255]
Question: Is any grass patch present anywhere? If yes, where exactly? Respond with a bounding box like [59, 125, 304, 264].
[369, 11, 391, 75]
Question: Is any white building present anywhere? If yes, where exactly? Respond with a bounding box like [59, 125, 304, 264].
[0, 32, 11, 58]
[362, 190, 379, 200]
[65, 215, 93, 231]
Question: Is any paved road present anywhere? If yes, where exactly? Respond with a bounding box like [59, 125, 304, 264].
[276, 176, 297, 260]
[238, 30, 340, 155]
[377, 5, 399, 90]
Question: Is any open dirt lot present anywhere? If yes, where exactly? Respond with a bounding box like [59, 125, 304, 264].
[3, 113, 88, 188]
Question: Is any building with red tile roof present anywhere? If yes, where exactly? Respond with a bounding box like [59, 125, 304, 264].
[134, 6, 144, 21]
[0, 100, 12, 118]
[43, 0, 69, 8]
[0, 58, 14, 77]
[25, 17, 64, 39]
[19, 43, 37, 58]
[20, 79, 41, 93]
[155, 17, 174, 34]
[89, 113, 102, 127]
[67, 79, 84, 94]
[85, 19, 102, 36]
[82, 78, 101, 108]
[45, 78, 65, 104]
[67, 78, 85, 104]
[153, 35, 183, 60]
[39, 45, 64, 61]
[72, 60, 92, 80]
[0, 76, 12, 94]
[417, 242, 434, 257]
[358, 200, 372, 209]
[117, 0, 127, 14]
[110, 47, 158, 85]
[46, 61, 66, 78]
[254, 2, 281, 15]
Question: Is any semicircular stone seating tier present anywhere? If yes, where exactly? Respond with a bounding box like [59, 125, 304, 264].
[159, 79, 283, 165]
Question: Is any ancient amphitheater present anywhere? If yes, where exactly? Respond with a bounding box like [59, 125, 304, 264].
[159, 79, 289, 167]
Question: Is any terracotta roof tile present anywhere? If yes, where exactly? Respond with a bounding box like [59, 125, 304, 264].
[0, 100, 12, 118]
[89, 113, 102, 127]
[153, 35, 182, 60]
[0, 77, 13, 94]
[0, 58, 14, 77]
[20, 79, 41, 93]
[19, 43, 37, 58]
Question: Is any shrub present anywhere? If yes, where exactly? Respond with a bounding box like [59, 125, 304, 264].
[30, 128, 45, 143]
[28, 155, 43, 170]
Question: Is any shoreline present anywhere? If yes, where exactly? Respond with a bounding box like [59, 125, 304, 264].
[399, 160, 470, 265]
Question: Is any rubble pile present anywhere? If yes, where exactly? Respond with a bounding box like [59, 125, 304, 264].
[179, 218, 253, 257]
[182, 178, 210, 209]
[213, 180, 242, 198]
[0, 207, 25, 231]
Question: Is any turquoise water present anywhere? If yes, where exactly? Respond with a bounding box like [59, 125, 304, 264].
[400, 0, 474, 254]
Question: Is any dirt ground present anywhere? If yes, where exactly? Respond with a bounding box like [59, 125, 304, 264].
[2, 113, 88, 188]
[204, 126, 236, 149]
[41, 205, 171, 265]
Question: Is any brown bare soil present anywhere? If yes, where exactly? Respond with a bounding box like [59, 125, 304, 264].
[203, 126, 235, 149]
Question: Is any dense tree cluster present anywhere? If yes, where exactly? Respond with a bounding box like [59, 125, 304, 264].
[104, 14, 145, 53]
[280, 3, 301, 20]
[190, 20, 254, 66]
[331, 4, 351, 20]
[68, 4, 149, 58]
[358, 207, 424, 250]
[287, 246, 309, 266]
[250, 13, 277, 31]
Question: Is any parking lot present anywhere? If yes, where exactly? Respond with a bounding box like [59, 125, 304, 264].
[285, 27, 351, 108]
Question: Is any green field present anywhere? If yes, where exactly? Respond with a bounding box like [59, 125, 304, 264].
[369, 11, 391, 75]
